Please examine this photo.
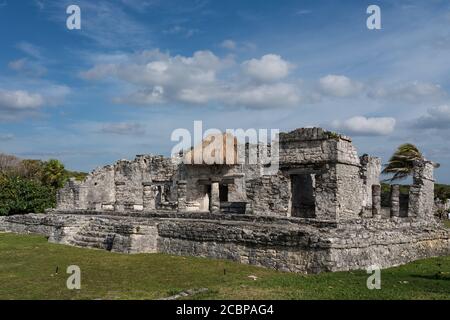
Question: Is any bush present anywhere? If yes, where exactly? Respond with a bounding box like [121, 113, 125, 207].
[435, 184, 450, 201]
[0, 154, 90, 216]
[0, 176, 56, 216]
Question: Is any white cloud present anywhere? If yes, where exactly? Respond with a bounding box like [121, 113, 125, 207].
[100, 122, 145, 135]
[0, 89, 44, 110]
[9, 58, 47, 77]
[220, 39, 237, 50]
[81, 50, 304, 109]
[0, 85, 70, 121]
[331, 116, 396, 136]
[40, 85, 71, 105]
[114, 86, 165, 105]
[120, 0, 156, 12]
[43, 1, 152, 48]
[414, 105, 450, 129]
[232, 83, 301, 109]
[163, 25, 198, 38]
[16, 42, 43, 60]
[368, 81, 445, 102]
[319, 75, 363, 97]
[242, 54, 292, 82]
[86, 50, 225, 86]
[0, 89, 44, 121]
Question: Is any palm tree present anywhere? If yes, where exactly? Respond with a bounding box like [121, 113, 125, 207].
[41, 159, 67, 189]
[382, 143, 423, 182]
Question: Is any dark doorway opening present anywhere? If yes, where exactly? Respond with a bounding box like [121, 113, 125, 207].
[399, 194, 409, 217]
[219, 184, 229, 202]
[291, 174, 316, 218]
[206, 184, 212, 211]
[156, 185, 162, 209]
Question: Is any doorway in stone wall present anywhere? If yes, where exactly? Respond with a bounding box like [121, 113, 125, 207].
[290, 174, 316, 218]
[205, 184, 212, 211]
[156, 185, 163, 209]
[219, 184, 229, 202]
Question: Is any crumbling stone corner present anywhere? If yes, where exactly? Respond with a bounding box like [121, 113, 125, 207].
[408, 160, 436, 220]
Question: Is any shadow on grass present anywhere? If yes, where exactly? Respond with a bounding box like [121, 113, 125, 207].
[410, 273, 450, 281]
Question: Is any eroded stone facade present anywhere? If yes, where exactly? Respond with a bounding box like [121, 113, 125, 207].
[1, 127, 448, 273]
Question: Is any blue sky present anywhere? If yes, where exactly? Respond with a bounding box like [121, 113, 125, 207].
[0, 0, 450, 182]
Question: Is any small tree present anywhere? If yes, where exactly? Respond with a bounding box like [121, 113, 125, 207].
[20, 159, 44, 181]
[41, 159, 67, 189]
[382, 143, 423, 182]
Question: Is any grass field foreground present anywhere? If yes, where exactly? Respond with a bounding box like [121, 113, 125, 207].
[0, 233, 449, 300]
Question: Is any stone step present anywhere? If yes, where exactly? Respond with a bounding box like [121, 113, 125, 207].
[78, 227, 113, 235]
[85, 220, 117, 227]
[71, 235, 106, 244]
[84, 225, 117, 233]
[69, 239, 107, 250]
[85, 224, 134, 234]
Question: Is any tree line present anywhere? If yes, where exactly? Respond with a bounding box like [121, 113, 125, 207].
[0, 153, 87, 216]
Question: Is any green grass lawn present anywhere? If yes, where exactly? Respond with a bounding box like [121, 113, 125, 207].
[0, 232, 449, 300]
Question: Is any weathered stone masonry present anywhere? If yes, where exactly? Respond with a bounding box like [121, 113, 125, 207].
[0, 127, 448, 273]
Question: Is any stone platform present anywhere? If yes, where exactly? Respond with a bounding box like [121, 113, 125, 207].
[1, 211, 448, 273]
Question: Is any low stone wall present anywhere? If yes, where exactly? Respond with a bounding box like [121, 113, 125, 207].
[0, 213, 449, 273]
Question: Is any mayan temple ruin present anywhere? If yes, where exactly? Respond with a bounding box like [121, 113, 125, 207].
[1, 128, 449, 273]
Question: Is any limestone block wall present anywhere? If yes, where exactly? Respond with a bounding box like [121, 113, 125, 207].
[276, 128, 365, 220]
[84, 165, 115, 210]
[57, 155, 177, 212]
[114, 159, 145, 210]
[313, 165, 338, 220]
[335, 163, 364, 219]
[1, 213, 449, 273]
[227, 176, 247, 202]
[145, 155, 177, 182]
[279, 128, 360, 166]
[56, 178, 82, 210]
[245, 172, 291, 216]
[334, 137, 361, 165]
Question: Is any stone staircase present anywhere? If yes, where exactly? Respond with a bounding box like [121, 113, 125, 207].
[68, 218, 122, 251]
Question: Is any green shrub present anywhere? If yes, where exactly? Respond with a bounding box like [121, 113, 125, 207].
[0, 176, 55, 216]
[435, 184, 450, 201]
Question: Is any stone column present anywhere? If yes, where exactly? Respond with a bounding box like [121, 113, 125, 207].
[210, 180, 220, 214]
[408, 160, 436, 220]
[177, 180, 187, 212]
[142, 182, 156, 211]
[390, 184, 400, 217]
[372, 184, 381, 218]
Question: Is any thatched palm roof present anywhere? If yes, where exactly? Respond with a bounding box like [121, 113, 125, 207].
[184, 133, 239, 165]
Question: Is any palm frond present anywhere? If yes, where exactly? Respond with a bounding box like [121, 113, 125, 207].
[382, 143, 423, 182]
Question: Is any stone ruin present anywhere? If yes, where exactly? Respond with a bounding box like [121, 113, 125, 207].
[1, 128, 448, 273]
